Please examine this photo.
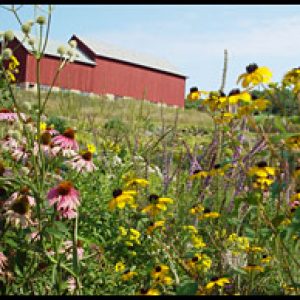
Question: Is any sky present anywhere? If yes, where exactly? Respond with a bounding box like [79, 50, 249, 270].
[1, 4, 300, 95]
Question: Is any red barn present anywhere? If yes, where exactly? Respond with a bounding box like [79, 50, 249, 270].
[6, 32, 187, 107]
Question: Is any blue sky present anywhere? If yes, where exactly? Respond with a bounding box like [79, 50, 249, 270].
[1, 5, 300, 94]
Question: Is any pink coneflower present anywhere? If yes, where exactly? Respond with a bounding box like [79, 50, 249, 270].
[0, 252, 8, 275]
[67, 277, 77, 293]
[60, 240, 84, 261]
[0, 161, 12, 177]
[44, 126, 59, 136]
[0, 108, 17, 122]
[67, 150, 96, 173]
[47, 181, 80, 219]
[33, 132, 61, 158]
[11, 145, 30, 163]
[3, 188, 36, 228]
[1, 135, 18, 151]
[52, 128, 79, 151]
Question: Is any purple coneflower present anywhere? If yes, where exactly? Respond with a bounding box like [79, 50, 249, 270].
[52, 128, 79, 151]
[0, 108, 17, 122]
[67, 150, 96, 173]
[0, 252, 8, 275]
[47, 181, 80, 219]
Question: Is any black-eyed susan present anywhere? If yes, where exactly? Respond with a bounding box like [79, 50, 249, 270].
[182, 225, 198, 234]
[139, 287, 160, 295]
[237, 63, 272, 88]
[260, 254, 272, 264]
[108, 189, 137, 210]
[187, 87, 207, 101]
[246, 246, 264, 253]
[242, 264, 264, 272]
[128, 228, 141, 245]
[141, 194, 173, 217]
[121, 269, 138, 281]
[187, 253, 212, 273]
[189, 204, 205, 215]
[189, 169, 209, 180]
[191, 234, 206, 248]
[198, 208, 220, 220]
[209, 163, 231, 176]
[202, 91, 227, 111]
[125, 178, 149, 188]
[248, 161, 276, 178]
[293, 165, 300, 177]
[213, 112, 235, 125]
[205, 277, 230, 290]
[151, 265, 173, 286]
[251, 98, 271, 111]
[282, 67, 300, 93]
[115, 261, 126, 273]
[147, 220, 165, 235]
[227, 89, 252, 104]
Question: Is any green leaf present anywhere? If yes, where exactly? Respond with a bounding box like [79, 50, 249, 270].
[273, 116, 286, 133]
[271, 215, 286, 227]
[176, 281, 199, 295]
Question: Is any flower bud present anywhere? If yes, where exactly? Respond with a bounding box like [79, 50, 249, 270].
[22, 101, 32, 111]
[36, 16, 46, 25]
[68, 39, 77, 48]
[2, 48, 13, 60]
[21, 23, 32, 35]
[66, 49, 74, 57]
[4, 30, 14, 41]
[28, 38, 35, 47]
[57, 45, 66, 56]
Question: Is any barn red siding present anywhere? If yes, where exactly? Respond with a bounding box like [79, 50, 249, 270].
[93, 56, 185, 107]
[25, 54, 95, 92]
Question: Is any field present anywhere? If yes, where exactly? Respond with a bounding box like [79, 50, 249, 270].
[1, 7, 300, 296]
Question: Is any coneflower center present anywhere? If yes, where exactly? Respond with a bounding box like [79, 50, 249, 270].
[256, 161, 268, 168]
[40, 132, 52, 145]
[113, 189, 123, 198]
[11, 196, 29, 215]
[228, 89, 240, 96]
[155, 266, 162, 272]
[63, 128, 75, 139]
[190, 87, 198, 93]
[149, 194, 159, 203]
[81, 151, 92, 161]
[57, 181, 73, 196]
[246, 63, 258, 74]
[0, 108, 11, 113]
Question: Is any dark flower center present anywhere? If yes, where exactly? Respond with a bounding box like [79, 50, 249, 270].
[0, 188, 7, 198]
[262, 254, 267, 258]
[113, 189, 123, 198]
[291, 208, 296, 213]
[63, 128, 75, 139]
[81, 151, 92, 161]
[204, 208, 211, 213]
[140, 288, 148, 294]
[190, 87, 198, 93]
[211, 276, 219, 282]
[123, 269, 130, 275]
[192, 256, 199, 262]
[219, 91, 226, 97]
[256, 161, 268, 168]
[251, 94, 258, 100]
[57, 181, 73, 196]
[149, 194, 159, 203]
[246, 63, 259, 74]
[40, 132, 52, 145]
[296, 188, 300, 193]
[295, 165, 300, 171]
[192, 169, 201, 174]
[214, 164, 221, 169]
[11, 196, 29, 215]
[0, 108, 11, 113]
[155, 266, 162, 272]
[149, 221, 154, 226]
[228, 89, 241, 96]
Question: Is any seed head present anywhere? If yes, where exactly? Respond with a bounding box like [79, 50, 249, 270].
[28, 38, 35, 47]
[36, 16, 46, 25]
[57, 45, 66, 56]
[4, 30, 14, 41]
[68, 39, 77, 48]
[2, 48, 13, 60]
[21, 23, 32, 35]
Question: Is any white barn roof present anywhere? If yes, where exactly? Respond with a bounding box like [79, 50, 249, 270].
[74, 35, 186, 77]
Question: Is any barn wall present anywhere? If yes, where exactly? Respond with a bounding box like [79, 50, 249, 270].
[25, 54, 95, 92]
[93, 56, 186, 107]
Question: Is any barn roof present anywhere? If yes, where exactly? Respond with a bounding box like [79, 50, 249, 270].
[13, 31, 96, 66]
[73, 35, 186, 78]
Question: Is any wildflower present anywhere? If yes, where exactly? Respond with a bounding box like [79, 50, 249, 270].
[191, 234, 206, 248]
[260, 254, 272, 264]
[47, 181, 80, 219]
[0, 252, 8, 275]
[151, 265, 173, 286]
[187, 87, 201, 101]
[86, 143, 96, 153]
[293, 165, 300, 177]
[189, 203, 205, 215]
[237, 63, 272, 88]
[115, 261, 126, 273]
[139, 288, 160, 295]
[108, 189, 137, 210]
[67, 277, 77, 293]
[189, 169, 209, 180]
[251, 98, 271, 111]
[198, 208, 220, 220]
[227, 89, 251, 104]
[182, 225, 198, 234]
[242, 264, 264, 272]
[3, 188, 36, 228]
[213, 112, 234, 125]
[187, 253, 212, 273]
[141, 194, 173, 217]
[225, 234, 250, 253]
[121, 269, 137, 281]
[246, 246, 264, 253]
[125, 178, 149, 188]
[205, 277, 230, 290]
[52, 128, 79, 151]
[129, 228, 141, 245]
[248, 161, 276, 178]
[59, 240, 84, 261]
[285, 135, 300, 151]
[0, 161, 12, 177]
[11, 145, 30, 163]
[67, 149, 96, 173]
[147, 220, 165, 235]
[119, 226, 128, 236]
[0, 108, 18, 122]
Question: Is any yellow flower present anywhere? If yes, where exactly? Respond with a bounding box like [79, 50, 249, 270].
[187, 253, 212, 273]
[182, 225, 198, 234]
[293, 166, 300, 177]
[129, 228, 141, 244]
[187, 87, 206, 101]
[198, 208, 220, 220]
[115, 261, 126, 273]
[205, 277, 230, 290]
[189, 169, 209, 180]
[246, 246, 264, 253]
[260, 254, 272, 264]
[251, 98, 271, 111]
[248, 162, 276, 177]
[227, 89, 252, 104]
[213, 112, 234, 125]
[237, 63, 272, 88]
[108, 189, 137, 210]
[40, 122, 47, 132]
[189, 204, 205, 215]
[151, 265, 170, 279]
[119, 226, 128, 236]
[141, 194, 173, 217]
[139, 288, 161, 295]
[125, 178, 149, 188]
[147, 220, 165, 235]
[121, 270, 137, 281]
[191, 234, 206, 248]
[242, 264, 264, 272]
[87, 143, 96, 154]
